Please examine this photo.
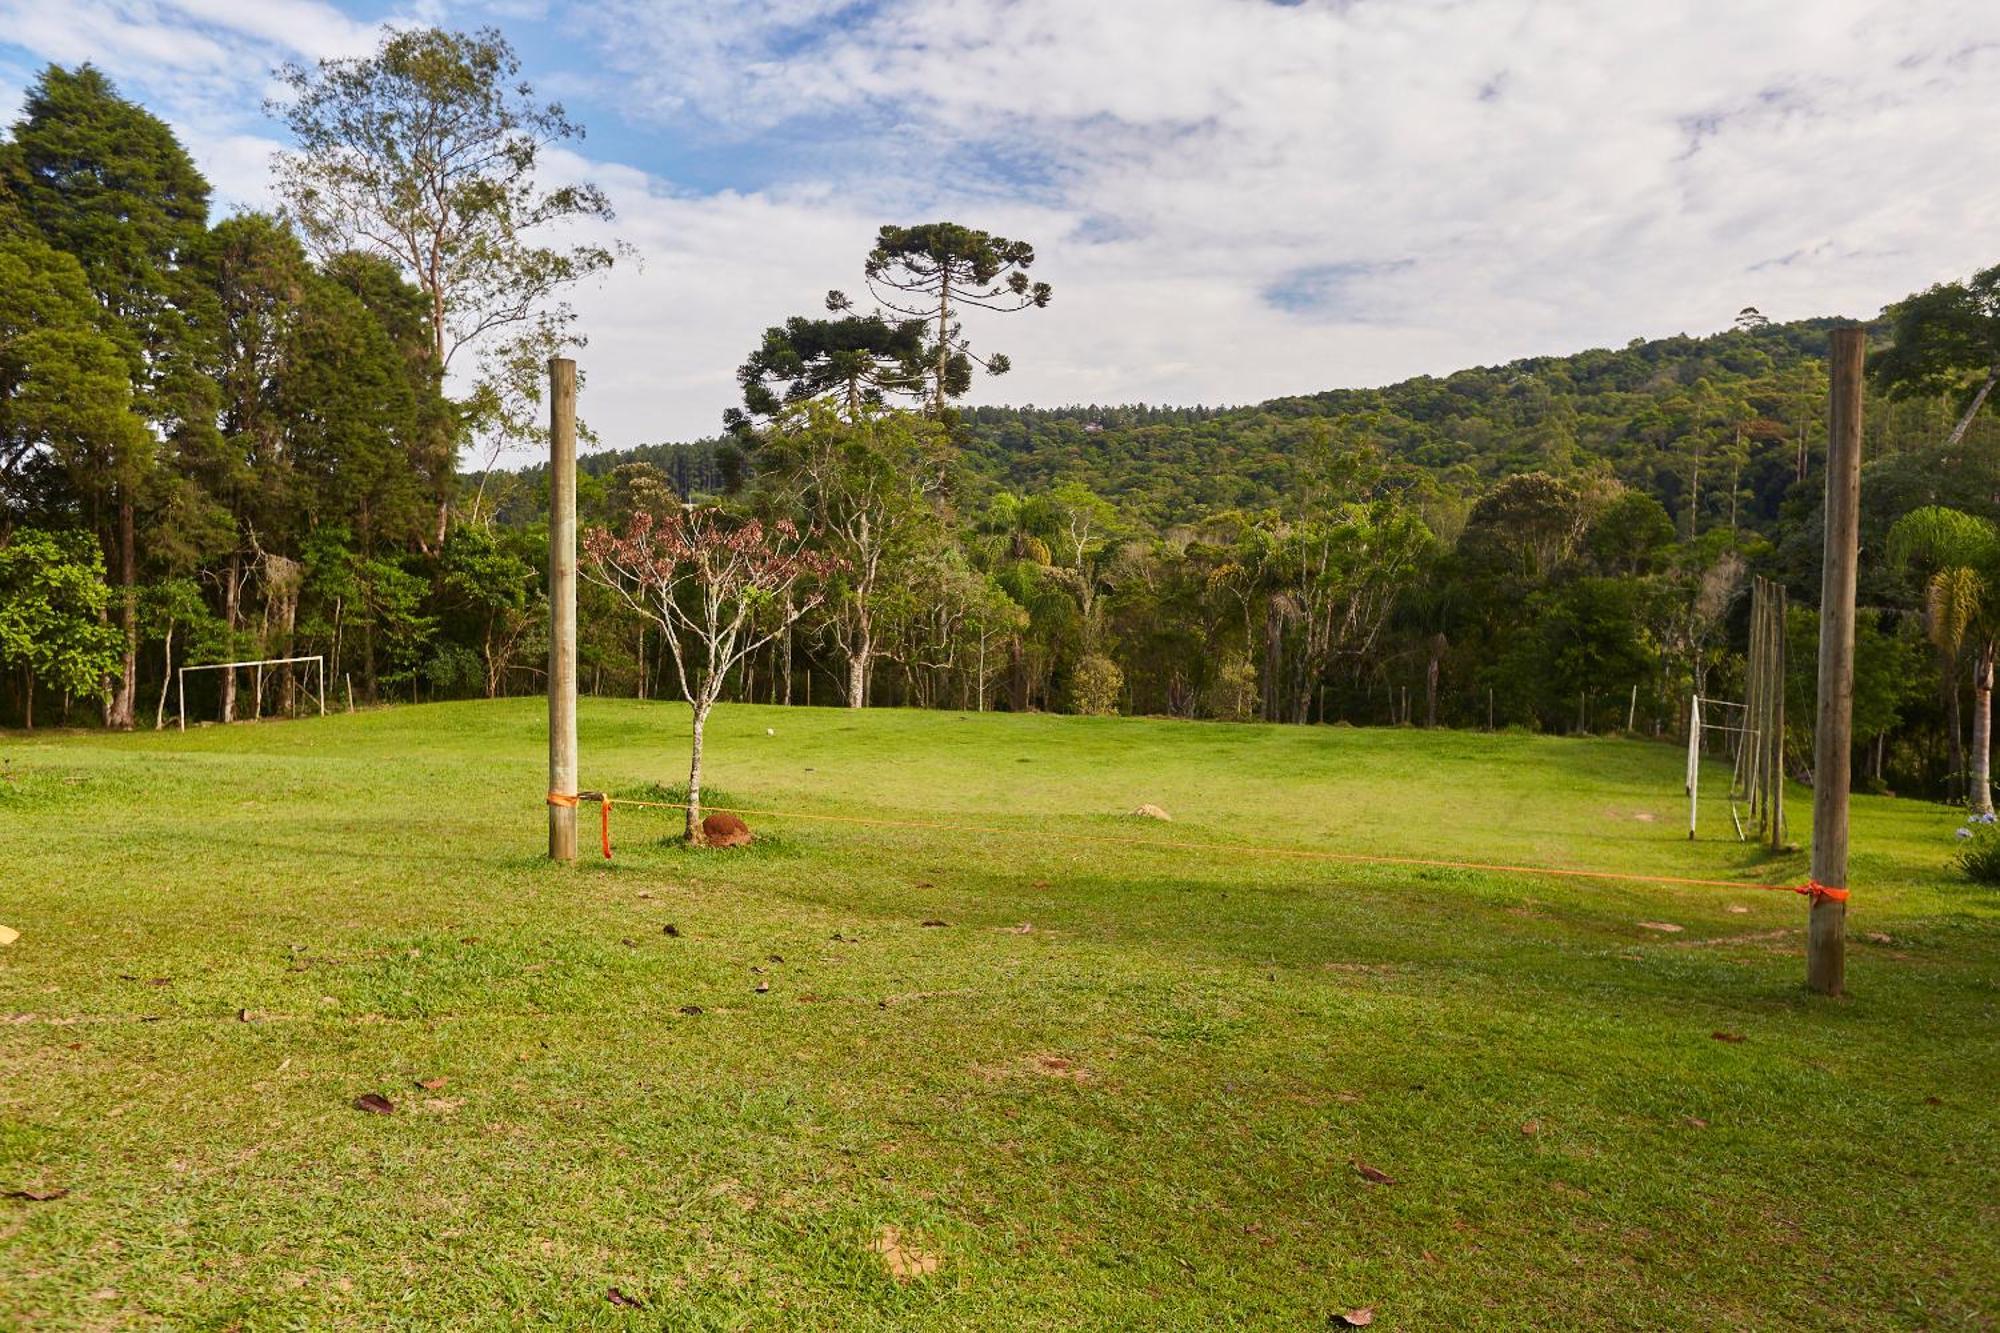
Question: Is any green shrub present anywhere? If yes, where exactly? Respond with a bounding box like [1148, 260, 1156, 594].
[1071, 653, 1124, 716]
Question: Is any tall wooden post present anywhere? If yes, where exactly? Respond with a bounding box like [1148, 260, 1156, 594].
[1809, 328, 1865, 995]
[548, 357, 579, 862]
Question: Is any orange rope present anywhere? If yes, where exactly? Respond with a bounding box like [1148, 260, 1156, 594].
[578, 793, 1844, 899]
[600, 796, 613, 860]
[545, 792, 579, 808]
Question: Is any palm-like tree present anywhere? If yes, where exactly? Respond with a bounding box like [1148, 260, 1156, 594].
[1889, 506, 2000, 813]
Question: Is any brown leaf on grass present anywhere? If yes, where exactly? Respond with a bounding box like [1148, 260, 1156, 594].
[871, 1225, 940, 1282]
[1636, 921, 1683, 933]
[636, 891, 653, 899]
[1710, 1031, 1746, 1044]
[1351, 1159, 1397, 1185]
[997, 922, 1034, 934]
[605, 1285, 644, 1308]
[148, 977, 171, 986]
[1726, 905, 1750, 914]
[768, 953, 784, 963]
[1685, 1117, 1709, 1128]
[1924, 1095, 1942, 1106]
[678, 1005, 703, 1016]
[1336, 1307, 1376, 1326]
[1334, 1090, 1363, 1103]
[416, 1077, 448, 1091]
[1865, 932, 1892, 944]
[754, 980, 770, 994]
[662, 924, 680, 938]
[352, 1093, 395, 1115]
[1520, 1119, 1541, 1137]
[920, 919, 949, 928]
[4, 1186, 68, 1201]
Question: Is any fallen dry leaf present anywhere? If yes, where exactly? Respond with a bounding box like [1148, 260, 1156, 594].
[0, 925, 19, 947]
[662, 924, 680, 938]
[754, 980, 770, 994]
[1636, 921, 1684, 933]
[1924, 1095, 1942, 1106]
[353, 1093, 395, 1115]
[1685, 1117, 1709, 1128]
[1520, 1119, 1541, 1137]
[871, 1225, 940, 1282]
[605, 1285, 644, 1308]
[1710, 1031, 1746, 1044]
[1337, 1308, 1376, 1327]
[1865, 932, 1892, 944]
[5, 1186, 68, 1201]
[1726, 905, 1750, 914]
[1351, 1159, 1397, 1185]
[416, 1077, 448, 1091]
[920, 919, 949, 928]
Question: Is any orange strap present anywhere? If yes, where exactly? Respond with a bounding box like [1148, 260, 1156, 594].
[1797, 880, 1850, 904]
[546, 792, 579, 808]
[600, 797, 613, 860]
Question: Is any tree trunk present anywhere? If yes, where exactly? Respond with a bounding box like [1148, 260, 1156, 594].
[1425, 653, 1440, 728]
[21, 664, 32, 731]
[1972, 643, 1994, 815]
[685, 704, 708, 843]
[1947, 663, 1965, 803]
[1945, 363, 1999, 450]
[222, 553, 241, 722]
[154, 623, 175, 730]
[107, 497, 138, 729]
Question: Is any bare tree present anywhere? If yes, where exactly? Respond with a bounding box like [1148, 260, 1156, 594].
[584, 509, 835, 842]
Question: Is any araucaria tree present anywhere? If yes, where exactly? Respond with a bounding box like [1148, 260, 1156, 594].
[584, 510, 835, 842]
[860, 223, 1051, 415]
[272, 26, 618, 542]
[724, 292, 929, 438]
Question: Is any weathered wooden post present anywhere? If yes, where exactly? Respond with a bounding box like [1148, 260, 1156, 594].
[548, 356, 579, 863]
[1809, 327, 1865, 995]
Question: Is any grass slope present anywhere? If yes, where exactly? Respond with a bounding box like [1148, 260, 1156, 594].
[1, 701, 1994, 1329]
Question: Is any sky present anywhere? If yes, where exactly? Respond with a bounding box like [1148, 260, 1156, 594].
[3, 0, 1998, 459]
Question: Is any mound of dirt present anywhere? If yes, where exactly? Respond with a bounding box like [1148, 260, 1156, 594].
[1129, 804, 1171, 821]
[701, 812, 753, 848]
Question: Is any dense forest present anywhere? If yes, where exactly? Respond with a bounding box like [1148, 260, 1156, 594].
[5, 28, 2000, 810]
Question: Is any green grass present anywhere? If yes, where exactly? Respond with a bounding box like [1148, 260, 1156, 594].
[1, 700, 1994, 1329]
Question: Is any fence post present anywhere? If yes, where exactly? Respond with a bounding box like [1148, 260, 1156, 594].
[1809, 328, 1865, 995]
[548, 356, 579, 863]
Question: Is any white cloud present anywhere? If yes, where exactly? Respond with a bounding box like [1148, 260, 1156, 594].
[6, 0, 2000, 456]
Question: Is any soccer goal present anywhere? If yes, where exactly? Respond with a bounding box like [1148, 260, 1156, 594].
[177, 655, 326, 730]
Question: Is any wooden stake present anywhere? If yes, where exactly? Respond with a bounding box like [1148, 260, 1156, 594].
[548, 356, 579, 863]
[1810, 328, 1865, 995]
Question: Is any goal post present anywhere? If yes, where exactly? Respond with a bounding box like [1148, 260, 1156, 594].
[177, 655, 326, 730]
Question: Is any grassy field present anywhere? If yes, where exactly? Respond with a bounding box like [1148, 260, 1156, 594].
[1, 699, 1994, 1329]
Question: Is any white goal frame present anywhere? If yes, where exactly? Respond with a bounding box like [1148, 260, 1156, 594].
[1687, 693, 1756, 841]
[178, 655, 326, 730]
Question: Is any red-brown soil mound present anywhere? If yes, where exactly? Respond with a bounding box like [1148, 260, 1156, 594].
[701, 812, 753, 848]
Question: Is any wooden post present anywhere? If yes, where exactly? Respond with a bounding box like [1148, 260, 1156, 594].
[177, 668, 185, 732]
[1810, 327, 1865, 995]
[548, 356, 579, 863]
[1769, 582, 1787, 850]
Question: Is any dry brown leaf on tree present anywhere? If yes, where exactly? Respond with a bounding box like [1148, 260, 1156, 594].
[871, 1225, 940, 1281]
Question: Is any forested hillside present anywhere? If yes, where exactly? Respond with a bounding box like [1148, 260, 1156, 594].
[7, 32, 2000, 810]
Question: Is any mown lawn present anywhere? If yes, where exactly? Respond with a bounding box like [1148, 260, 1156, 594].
[1, 699, 1994, 1329]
